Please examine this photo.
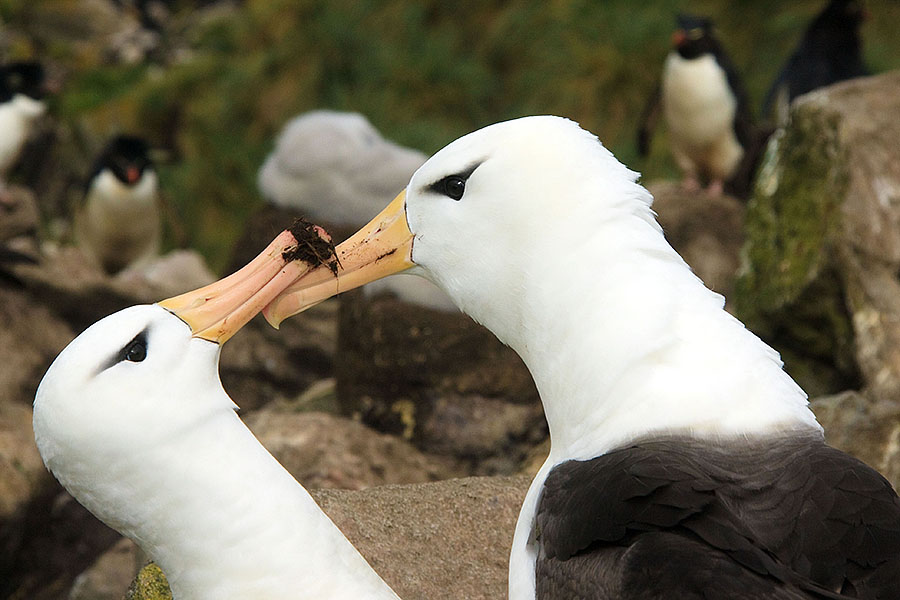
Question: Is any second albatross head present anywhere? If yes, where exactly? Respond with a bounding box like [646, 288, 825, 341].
[262, 115, 657, 348]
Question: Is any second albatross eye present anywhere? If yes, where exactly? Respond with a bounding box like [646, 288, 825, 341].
[124, 339, 147, 363]
[438, 175, 466, 201]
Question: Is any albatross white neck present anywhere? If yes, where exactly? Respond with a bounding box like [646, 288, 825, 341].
[65, 408, 399, 600]
[490, 181, 818, 462]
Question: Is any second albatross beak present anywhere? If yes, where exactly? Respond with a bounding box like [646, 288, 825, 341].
[158, 225, 332, 344]
[263, 190, 415, 328]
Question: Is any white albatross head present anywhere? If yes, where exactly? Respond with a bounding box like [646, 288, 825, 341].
[34, 229, 400, 599]
[33, 305, 229, 491]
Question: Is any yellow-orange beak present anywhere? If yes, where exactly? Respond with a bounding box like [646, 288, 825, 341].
[158, 229, 321, 343]
[263, 190, 415, 328]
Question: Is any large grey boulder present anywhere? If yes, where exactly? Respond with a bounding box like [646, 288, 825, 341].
[736, 71, 900, 486]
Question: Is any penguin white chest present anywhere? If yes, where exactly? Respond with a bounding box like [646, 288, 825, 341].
[0, 95, 46, 174]
[662, 53, 743, 180]
[77, 169, 161, 273]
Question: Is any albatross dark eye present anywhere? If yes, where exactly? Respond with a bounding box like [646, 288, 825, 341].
[437, 175, 466, 201]
[427, 162, 483, 201]
[121, 333, 148, 363]
[124, 339, 147, 362]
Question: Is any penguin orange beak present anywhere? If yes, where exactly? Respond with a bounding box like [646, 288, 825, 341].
[262, 190, 415, 328]
[672, 29, 686, 47]
[158, 224, 334, 344]
[126, 166, 140, 185]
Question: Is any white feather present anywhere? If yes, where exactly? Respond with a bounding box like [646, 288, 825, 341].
[662, 53, 744, 181]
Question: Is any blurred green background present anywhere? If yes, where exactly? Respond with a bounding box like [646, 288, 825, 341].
[2, 0, 899, 272]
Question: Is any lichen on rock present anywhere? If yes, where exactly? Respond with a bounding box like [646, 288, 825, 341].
[735, 101, 858, 396]
[123, 563, 172, 600]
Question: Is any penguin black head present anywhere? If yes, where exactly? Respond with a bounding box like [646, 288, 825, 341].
[672, 15, 719, 60]
[91, 136, 154, 187]
[0, 61, 47, 104]
[819, 0, 866, 30]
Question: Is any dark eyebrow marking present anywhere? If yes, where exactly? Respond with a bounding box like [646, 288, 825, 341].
[96, 329, 149, 375]
[426, 160, 484, 195]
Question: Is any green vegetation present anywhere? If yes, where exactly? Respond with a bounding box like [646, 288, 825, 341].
[2, 0, 899, 270]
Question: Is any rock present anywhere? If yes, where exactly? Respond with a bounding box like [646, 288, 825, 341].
[0, 280, 72, 588]
[0, 185, 39, 247]
[122, 476, 530, 600]
[811, 391, 900, 488]
[736, 72, 900, 399]
[312, 476, 528, 600]
[20, 0, 156, 65]
[0, 402, 46, 518]
[218, 301, 338, 412]
[336, 289, 545, 471]
[0, 401, 50, 586]
[4, 486, 122, 600]
[245, 410, 463, 490]
[647, 180, 745, 301]
[69, 538, 141, 600]
[0, 284, 74, 407]
[736, 71, 900, 479]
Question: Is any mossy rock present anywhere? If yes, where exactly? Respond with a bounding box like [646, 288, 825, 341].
[124, 563, 172, 600]
[735, 103, 858, 396]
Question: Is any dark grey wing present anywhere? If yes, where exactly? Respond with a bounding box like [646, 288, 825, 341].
[537, 531, 813, 600]
[535, 436, 900, 600]
[636, 82, 662, 157]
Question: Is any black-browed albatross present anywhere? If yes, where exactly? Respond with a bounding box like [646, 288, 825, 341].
[34, 229, 401, 600]
[246, 116, 900, 599]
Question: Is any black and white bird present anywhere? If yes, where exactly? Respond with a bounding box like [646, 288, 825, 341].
[638, 15, 754, 197]
[763, 0, 868, 124]
[75, 135, 161, 274]
[33, 230, 401, 599]
[0, 61, 48, 190]
[258, 116, 900, 599]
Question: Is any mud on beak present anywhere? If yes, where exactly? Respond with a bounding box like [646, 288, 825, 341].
[158, 230, 320, 344]
[263, 190, 415, 328]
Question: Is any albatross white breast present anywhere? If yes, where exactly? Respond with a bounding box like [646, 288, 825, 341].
[258, 115, 900, 599]
[33, 231, 400, 600]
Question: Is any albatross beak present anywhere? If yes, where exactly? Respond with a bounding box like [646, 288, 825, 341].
[262, 190, 415, 328]
[158, 230, 319, 344]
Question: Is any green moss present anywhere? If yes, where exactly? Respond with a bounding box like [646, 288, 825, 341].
[735, 103, 859, 395]
[737, 106, 848, 315]
[124, 563, 172, 600]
